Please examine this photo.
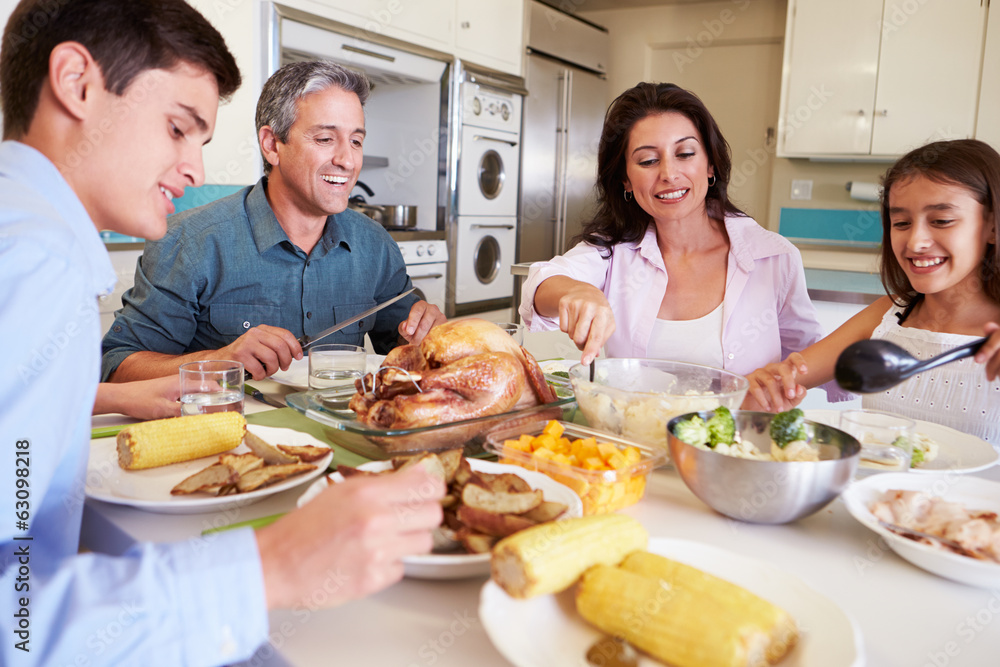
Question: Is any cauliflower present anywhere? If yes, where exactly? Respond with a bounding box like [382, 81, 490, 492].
[673, 415, 710, 446]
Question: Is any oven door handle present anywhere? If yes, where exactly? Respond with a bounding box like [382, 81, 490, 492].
[471, 224, 515, 230]
[408, 272, 444, 280]
[473, 135, 518, 147]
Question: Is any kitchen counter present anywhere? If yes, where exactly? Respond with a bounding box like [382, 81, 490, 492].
[82, 375, 1000, 667]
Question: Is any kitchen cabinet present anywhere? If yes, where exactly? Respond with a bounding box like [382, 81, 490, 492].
[282, 0, 525, 75]
[454, 0, 525, 74]
[778, 0, 987, 159]
[292, 0, 456, 54]
[977, 4, 1000, 152]
[188, 0, 262, 186]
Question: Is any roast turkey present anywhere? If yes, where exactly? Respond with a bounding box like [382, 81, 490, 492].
[350, 318, 557, 430]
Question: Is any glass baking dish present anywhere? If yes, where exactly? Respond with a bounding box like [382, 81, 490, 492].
[484, 420, 667, 514]
[285, 386, 577, 460]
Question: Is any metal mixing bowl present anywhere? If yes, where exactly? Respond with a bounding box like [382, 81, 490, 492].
[568, 359, 749, 450]
[667, 410, 861, 524]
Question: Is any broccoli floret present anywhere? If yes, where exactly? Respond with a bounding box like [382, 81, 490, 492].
[707, 406, 736, 447]
[891, 436, 921, 467]
[769, 408, 807, 449]
[674, 415, 710, 446]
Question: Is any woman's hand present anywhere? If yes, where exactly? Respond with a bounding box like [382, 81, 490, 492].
[743, 352, 808, 412]
[975, 322, 1000, 381]
[557, 283, 616, 365]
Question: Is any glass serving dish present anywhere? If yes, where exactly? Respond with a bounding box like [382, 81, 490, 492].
[485, 420, 667, 515]
[285, 386, 577, 460]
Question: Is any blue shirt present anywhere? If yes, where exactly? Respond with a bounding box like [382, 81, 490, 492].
[101, 180, 417, 379]
[0, 142, 268, 665]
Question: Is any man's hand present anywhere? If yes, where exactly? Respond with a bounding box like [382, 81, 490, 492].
[398, 300, 446, 344]
[219, 324, 303, 380]
[256, 466, 445, 610]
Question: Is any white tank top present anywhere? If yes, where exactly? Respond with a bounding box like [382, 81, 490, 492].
[864, 305, 1000, 447]
[646, 302, 725, 368]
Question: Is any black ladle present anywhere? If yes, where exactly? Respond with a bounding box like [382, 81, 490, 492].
[835, 337, 987, 393]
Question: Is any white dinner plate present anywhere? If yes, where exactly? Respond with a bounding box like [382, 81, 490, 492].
[269, 354, 386, 389]
[842, 473, 1000, 588]
[479, 537, 864, 667]
[298, 458, 583, 580]
[86, 424, 333, 515]
[805, 409, 998, 474]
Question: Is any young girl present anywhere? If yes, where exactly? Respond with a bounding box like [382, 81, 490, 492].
[744, 139, 1000, 445]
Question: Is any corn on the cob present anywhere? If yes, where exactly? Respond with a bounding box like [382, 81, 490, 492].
[619, 551, 797, 662]
[576, 564, 773, 667]
[490, 514, 648, 599]
[117, 412, 246, 470]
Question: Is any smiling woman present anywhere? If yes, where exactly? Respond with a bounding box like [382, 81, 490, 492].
[518, 82, 831, 387]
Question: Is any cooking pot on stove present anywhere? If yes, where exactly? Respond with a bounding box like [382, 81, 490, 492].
[348, 181, 418, 229]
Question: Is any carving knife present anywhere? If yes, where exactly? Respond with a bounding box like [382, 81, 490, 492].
[299, 288, 416, 349]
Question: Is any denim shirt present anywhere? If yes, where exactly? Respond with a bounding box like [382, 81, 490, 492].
[102, 179, 416, 379]
[0, 141, 268, 665]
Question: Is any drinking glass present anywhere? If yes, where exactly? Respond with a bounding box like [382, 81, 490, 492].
[308, 344, 366, 391]
[839, 409, 914, 472]
[179, 360, 244, 416]
[496, 322, 525, 345]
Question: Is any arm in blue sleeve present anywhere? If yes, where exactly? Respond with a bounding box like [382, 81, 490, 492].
[369, 244, 419, 354]
[101, 234, 203, 380]
[1, 531, 270, 667]
[1, 242, 269, 666]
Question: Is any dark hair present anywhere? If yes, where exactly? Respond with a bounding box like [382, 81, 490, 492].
[879, 139, 1000, 306]
[1, 0, 241, 140]
[255, 61, 371, 175]
[578, 82, 746, 252]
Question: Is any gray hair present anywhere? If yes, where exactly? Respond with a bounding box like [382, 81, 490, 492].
[255, 60, 371, 175]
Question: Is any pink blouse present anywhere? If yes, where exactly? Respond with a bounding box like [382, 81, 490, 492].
[519, 215, 830, 379]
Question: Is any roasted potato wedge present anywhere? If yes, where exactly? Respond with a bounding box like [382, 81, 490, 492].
[171, 463, 238, 495]
[277, 444, 330, 463]
[521, 500, 569, 524]
[456, 505, 537, 537]
[461, 484, 543, 514]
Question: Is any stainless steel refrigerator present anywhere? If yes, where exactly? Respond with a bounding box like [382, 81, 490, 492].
[518, 1, 609, 264]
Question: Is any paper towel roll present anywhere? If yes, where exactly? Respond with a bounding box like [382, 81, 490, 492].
[847, 181, 880, 202]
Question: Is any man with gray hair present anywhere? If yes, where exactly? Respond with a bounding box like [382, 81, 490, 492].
[101, 60, 446, 382]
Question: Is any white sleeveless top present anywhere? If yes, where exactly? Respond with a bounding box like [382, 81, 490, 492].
[863, 305, 1000, 447]
[646, 302, 725, 369]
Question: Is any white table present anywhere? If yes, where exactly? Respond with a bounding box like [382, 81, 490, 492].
[83, 381, 1000, 667]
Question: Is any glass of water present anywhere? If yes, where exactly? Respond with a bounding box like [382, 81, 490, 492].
[839, 409, 914, 472]
[308, 344, 366, 391]
[496, 322, 525, 345]
[179, 360, 244, 416]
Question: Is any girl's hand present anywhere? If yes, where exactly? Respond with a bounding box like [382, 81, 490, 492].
[557, 283, 616, 365]
[975, 322, 1000, 381]
[743, 352, 808, 412]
